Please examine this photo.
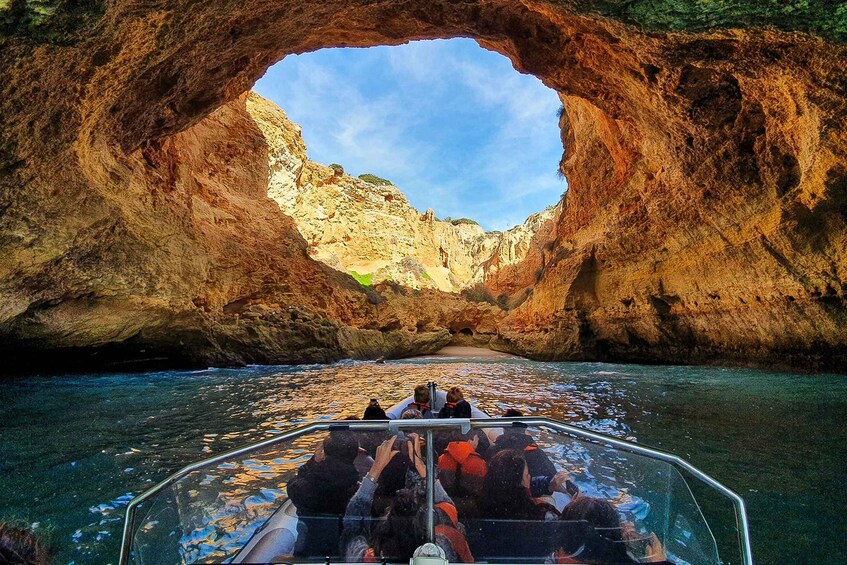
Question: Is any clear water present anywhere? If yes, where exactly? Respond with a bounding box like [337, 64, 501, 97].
[1, 355, 845, 564]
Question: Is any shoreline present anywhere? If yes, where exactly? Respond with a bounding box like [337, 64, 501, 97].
[423, 345, 520, 359]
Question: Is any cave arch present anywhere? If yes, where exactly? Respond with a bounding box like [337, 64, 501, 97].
[85, 1, 651, 171]
[81, 0, 655, 273]
[2, 0, 846, 372]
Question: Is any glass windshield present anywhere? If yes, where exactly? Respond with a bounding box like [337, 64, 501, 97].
[121, 419, 747, 564]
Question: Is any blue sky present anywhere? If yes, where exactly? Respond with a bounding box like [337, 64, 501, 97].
[254, 39, 566, 231]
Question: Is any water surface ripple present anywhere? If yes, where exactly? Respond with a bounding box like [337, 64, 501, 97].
[1, 356, 845, 564]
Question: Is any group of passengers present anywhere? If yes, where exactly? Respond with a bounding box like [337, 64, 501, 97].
[286, 385, 670, 564]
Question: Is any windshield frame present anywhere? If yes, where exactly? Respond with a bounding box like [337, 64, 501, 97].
[119, 416, 753, 565]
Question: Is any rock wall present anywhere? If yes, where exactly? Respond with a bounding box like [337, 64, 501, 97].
[246, 91, 547, 294]
[494, 47, 847, 370]
[0, 90, 500, 372]
[1, 0, 846, 372]
[475, 204, 560, 298]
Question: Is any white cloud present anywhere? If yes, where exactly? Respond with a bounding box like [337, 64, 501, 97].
[254, 39, 565, 231]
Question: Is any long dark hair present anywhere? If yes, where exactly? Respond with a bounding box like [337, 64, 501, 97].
[372, 450, 412, 516]
[363, 405, 388, 420]
[482, 449, 545, 520]
[370, 489, 423, 561]
[559, 496, 635, 563]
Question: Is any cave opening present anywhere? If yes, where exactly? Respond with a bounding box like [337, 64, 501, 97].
[248, 39, 567, 295]
[7, 0, 844, 381]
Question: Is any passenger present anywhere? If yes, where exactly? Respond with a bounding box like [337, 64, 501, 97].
[437, 413, 488, 516]
[481, 449, 573, 521]
[287, 430, 360, 556]
[371, 439, 411, 516]
[341, 416, 375, 478]
[363, 399, 389, 420]
[554, 496, 667, 564]
[400, 408, 423, 419]
[405, 384, 434, 418]
[0, 522, 50, 565]
[432, 400, 490, 459]
[360, 400, 391, 458]
[438, 386, 465, 418]
[493, 408, 558, 479]
[342, 436, 474, 562]
[453, 400, 492, 457]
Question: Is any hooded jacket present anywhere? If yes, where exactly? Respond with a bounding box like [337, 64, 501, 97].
[287, 456, 360, 558]
[287, 456, 360, 516]
[492, 430, 557, 480]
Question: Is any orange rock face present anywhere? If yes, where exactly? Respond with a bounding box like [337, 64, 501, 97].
[1, 1, 846, 371]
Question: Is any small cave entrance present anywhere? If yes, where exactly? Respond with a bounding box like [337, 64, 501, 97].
[449, 326, 480, 346]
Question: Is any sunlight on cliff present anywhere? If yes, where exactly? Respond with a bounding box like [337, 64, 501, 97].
[248, 39, 567, 295]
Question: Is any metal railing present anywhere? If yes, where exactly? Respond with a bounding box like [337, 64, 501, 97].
[119, 417, 753, 565]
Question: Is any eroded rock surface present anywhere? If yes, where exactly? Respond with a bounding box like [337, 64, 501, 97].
[1, 0, 846, 371]
[0, 92, 500, 371]
[246, 91, 547, 293]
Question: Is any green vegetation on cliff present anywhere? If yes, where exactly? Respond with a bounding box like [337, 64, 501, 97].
[3, 1, 847, 44]
[349, 270, 373, 288]
[580, 0, 847, 42]
[448, 218, 480, 227]
[358, 173, 393, 186]
[0, 0, 103, 42]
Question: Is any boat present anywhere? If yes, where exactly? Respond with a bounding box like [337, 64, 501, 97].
[119, 382, 753, 565]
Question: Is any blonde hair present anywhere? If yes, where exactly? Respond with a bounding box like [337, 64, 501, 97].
[446, 386, 464, 404]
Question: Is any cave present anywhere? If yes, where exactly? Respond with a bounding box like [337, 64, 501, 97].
[1, 1, 847, 373]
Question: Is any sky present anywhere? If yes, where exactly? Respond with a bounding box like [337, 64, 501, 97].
[254, 38, 566, 231]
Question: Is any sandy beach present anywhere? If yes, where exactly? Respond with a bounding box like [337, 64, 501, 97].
[428, 345, 519, 359]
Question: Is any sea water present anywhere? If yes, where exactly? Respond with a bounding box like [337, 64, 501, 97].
[1, 355, 845, 564]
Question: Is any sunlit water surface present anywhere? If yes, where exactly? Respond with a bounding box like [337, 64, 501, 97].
[1, 355, 845, 564]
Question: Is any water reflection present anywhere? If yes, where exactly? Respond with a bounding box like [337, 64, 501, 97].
[1, 356, 845, 564]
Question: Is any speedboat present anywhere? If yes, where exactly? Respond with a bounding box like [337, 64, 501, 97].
[119, 382, 753, 564]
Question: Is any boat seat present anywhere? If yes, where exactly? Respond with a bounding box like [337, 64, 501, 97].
[237, 527, 296, 563]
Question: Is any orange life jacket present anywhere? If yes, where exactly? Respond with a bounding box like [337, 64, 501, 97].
[435, 524, 475, 563]
[552, 550, 584, 564]
[435, 501, 459, 527]
[438, 441, 487, 477]
[407, 401, 431, 413]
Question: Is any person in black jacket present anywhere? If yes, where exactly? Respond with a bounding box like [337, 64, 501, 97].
[287, 430, 361, 557]
[493, 408, 557, 479]
[438, 386, 465, 418]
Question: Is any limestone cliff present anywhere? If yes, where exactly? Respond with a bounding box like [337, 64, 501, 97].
[247, 91, 546, 294]
[0, 90, 501, 372]
[475, 204, 560, 298]
[1, 0, 846, 372]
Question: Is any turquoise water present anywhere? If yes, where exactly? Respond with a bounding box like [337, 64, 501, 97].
[1, 356, 845, 564]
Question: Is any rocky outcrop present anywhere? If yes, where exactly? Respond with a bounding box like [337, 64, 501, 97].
[475, 204, 560, 298]
[0, 90, 498, 372]
[2, 0, 846, 372]
[247, 92, 540, 293]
